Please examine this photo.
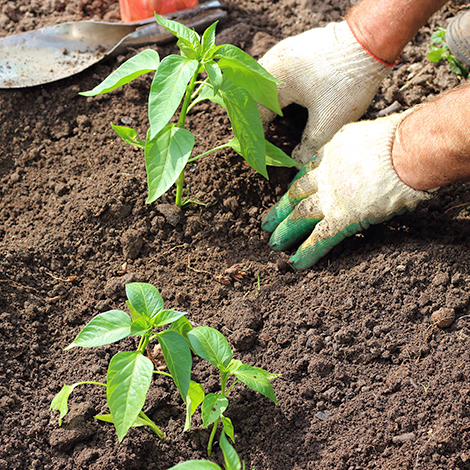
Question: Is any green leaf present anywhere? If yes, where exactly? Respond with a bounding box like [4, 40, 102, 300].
[50, 383, 79, 425]
[221, 415, 235, 443]
[201, 21, 218, 56]
[154, 13, 201, 52]
[448, 57, 468, 77]
[265, 140, 298, 167]
[145, 125, 195, 204]
[228, 137, 297, 168]
[152, 309, 187, 328]
[220, 430, 241, 470]
[187, 381, 205, 415]
[184, 380, 205, 431]
[80, 49, 160, 96]
[107, 351, 154, 441]
[215, 44, 282, 115]
[449, 60, 462, 76]
[111, 124, 145, 149]
[195, 80, 225, 107]
[126, 301, 142, 322]
[169, 316, 193, 338]
[193, 75, 235, 108]
[126, 283, 164, 321]
[221, 86, 268, 179]
[168, 462, 221, 470]
[187, 326, 233, 368]
[430, 28, 445, 44]
[148, 55, 199, 139]
[204, 61, 223, 96]
[226, 359, 243, 374]
[95, 413, 147, 427]
[184, 396, 193, 432]
[178, 38, 198, 59]
[233, 364, 280, 404]
[130, 317, 152, 336]
[158, 329, 192, 399]
[65, 310, 132, 350]
[203, 44, 224, 61]
[428, 49, 444, 63]
[201, 393, 228, 427]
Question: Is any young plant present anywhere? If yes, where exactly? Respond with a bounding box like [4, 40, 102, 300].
[168, 431, 250, 470]
[50, 283, 280, 454]
[428, 27, 469, 77]
[80, 16, 297, 207]
[186, 326, 280, 456]
[50, 282, 194, 441]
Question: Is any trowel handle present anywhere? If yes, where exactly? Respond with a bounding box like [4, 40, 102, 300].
[113, 1, 226, 54]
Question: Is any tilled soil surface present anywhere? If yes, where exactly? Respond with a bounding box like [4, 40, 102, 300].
[1, 0, 470, 469]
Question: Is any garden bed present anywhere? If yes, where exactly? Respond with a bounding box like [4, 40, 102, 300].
[1, 0, 470, 468]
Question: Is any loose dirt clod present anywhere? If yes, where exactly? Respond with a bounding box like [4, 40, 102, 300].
[392, 432, 416, 444]
[431, 307, 456, 328]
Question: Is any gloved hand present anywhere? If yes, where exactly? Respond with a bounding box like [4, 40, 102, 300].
[262, 111, 438, 270]
[259, 21, 392, 164]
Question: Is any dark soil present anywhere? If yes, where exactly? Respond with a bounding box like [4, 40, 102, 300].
[1, 0, 470, 469]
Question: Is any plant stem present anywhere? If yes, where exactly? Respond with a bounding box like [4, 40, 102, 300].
[178, 69, 200, 129]
[207, 418, 219, 457]
[205, 373, 232, 455]
[138, 333, 150, 355]
[77, 380, 107, 387]
[188, 143, 231, 163]
[153, 370, 172, 378]
[138, 411, 166, 439]
[225, 379, 239, 396]
[175, 170, 185, 208]
[174, 66, 201, 207]
[220, 371, 229, 396]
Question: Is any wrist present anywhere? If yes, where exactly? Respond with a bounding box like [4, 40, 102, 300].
[345, 19, 396, 67]
[391, 88, 470, 191]
[346, 18, 399, 66]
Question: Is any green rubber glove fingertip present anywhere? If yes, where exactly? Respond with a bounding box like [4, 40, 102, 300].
[261, 212, 280, 233]
[269, 217, 321, 251]
[290, 227, 354, 270]
[289, 248, 321, 271]
[261, 195, 297, 233]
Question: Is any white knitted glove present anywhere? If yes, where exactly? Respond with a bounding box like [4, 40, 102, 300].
[262, 111, 438, 270]
[259, 21, 392, 164]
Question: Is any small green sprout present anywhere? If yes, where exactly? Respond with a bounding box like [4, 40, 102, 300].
[50, 282, 194, 442]
[81, 17, 297, 207]
[428, 27, 468, 77]
[418, 380, 431, 393]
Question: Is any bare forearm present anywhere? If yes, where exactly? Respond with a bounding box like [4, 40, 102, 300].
[392, 83, 470, 190]
[347, 0, 448, 63]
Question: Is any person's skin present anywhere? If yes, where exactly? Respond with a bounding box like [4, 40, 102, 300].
[391, 84, 470, 190]
[347, 0, 470, 192]
[347, 0, 448, 64]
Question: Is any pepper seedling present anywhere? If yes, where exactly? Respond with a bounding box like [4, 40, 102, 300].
[80, 16, 297, 207]
[50, 282, 194, 442]
[51, 284, 280, 452]
[428, 27, 468, 77]
[186, 326, 280, 456]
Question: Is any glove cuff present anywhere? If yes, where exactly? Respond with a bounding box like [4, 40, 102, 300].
[323, 21, 391, 84]
[377, 109, 439, 208]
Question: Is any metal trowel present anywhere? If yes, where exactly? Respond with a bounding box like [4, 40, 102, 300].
[0, 0, 225, 88]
